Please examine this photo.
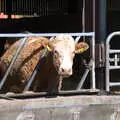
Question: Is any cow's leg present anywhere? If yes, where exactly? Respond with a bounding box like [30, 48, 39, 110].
[48, 80, 58, 93]
[57, 76, 63, 91]
[46, 76, 62, 93]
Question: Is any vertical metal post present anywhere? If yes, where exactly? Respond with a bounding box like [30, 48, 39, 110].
[96, 0, 107, 91]
[82, 0, 85, 41]
[6, 0, 12, 19]
[93, 0, 95, 33]
[105, 44, 110, 91]
[91, 33, 96, 89]
[98, 0, 107, 42]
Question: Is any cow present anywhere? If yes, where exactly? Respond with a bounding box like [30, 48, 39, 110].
[0, 34, 89, 93]
[3, 31, 30, 53]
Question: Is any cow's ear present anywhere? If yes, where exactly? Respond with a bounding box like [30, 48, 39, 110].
[46, 43, 54, 51]
[41, 39, 54, 51]
[74, 42, 89, 54]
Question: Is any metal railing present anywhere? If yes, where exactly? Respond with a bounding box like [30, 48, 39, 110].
[0, 32, 96, 93]
[106, 31, 120, 91]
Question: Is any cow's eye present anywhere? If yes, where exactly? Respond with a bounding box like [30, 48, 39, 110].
[54, 50, 58, 54]
[54, 50, 59, 56]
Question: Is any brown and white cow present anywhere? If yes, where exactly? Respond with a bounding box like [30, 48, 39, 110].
[0, 34, 89, 93]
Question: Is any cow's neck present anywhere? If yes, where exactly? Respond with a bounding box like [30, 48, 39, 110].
[34, 51, 63, 92]
[44, 52, 63, 92]
[45, 52, 58, 75]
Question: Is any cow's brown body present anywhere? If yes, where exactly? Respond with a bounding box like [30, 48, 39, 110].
[0, 37, 58, 93]
[0, 35, 89, 93]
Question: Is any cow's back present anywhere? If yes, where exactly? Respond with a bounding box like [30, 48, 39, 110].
[0, 36, 50, 93]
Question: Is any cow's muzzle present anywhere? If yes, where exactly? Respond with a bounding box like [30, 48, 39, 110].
[59, 67, 72, 77]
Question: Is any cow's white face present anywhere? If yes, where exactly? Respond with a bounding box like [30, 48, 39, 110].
[52, 42, 75, 77]
[43, 34, 89, 78]
[51, 35, 75, 77]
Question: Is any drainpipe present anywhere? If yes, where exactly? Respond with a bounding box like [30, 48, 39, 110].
[96, 0, 107, 92]
[98, 0, 107, 42]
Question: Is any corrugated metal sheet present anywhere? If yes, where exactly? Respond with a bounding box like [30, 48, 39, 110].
[2, 0, 68, 16]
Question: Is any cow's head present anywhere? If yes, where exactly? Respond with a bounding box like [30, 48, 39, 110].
[42, 34, 89, 77]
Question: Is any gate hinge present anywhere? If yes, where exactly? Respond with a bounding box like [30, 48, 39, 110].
[95, 43, 105, 68]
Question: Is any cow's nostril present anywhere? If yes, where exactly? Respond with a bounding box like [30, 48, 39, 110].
[61, 67, 72, 74]
[68, 68, 72, 73]
[61, 68, 65, 73]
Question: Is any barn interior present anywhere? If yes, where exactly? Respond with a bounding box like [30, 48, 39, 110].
[0, 0, 93, 92]
[0, 0, 120, 93]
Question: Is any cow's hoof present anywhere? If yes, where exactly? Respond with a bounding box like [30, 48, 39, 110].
[6, 92, 15, 95]
[23, 91, 34, 94]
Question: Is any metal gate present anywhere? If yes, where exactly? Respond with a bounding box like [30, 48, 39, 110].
[106, 31, 120, 92]
[0, 32, 96, 96]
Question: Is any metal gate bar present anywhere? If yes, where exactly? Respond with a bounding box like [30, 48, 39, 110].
[106, 31, 120, 91]
[0, 32, 95, 92]
[0, 32, 94, 37]
[77, 59, 93, 90]
[0, 37, 28, 89]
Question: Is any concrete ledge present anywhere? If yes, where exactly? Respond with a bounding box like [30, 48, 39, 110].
[0, 95, 120, 120]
